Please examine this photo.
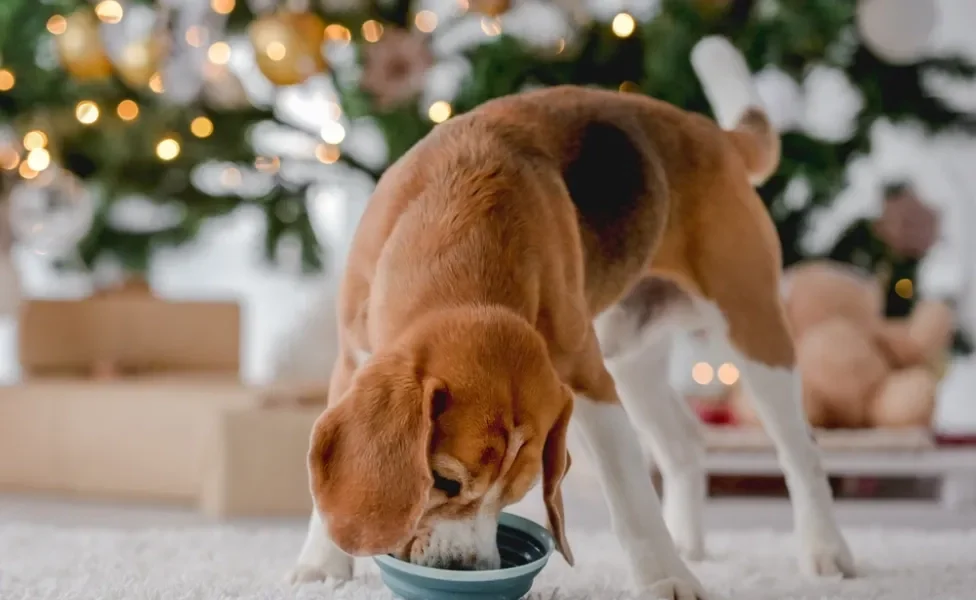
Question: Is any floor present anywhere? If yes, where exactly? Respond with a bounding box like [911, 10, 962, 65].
[3, 485, 975, 533]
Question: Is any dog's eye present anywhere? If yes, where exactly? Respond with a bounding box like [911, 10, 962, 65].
[432, 471, 462, 498]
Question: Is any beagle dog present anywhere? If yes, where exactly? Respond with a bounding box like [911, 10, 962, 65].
[289, 39, 854, 599]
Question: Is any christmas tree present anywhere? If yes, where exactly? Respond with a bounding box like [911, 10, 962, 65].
[2, 0, 974, 334]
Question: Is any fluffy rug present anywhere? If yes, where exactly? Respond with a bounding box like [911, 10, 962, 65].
[2, 523, 975, 600]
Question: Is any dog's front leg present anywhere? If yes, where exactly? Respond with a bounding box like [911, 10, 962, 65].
[288, 508, 354, 584]
[572, 394, 710, 600]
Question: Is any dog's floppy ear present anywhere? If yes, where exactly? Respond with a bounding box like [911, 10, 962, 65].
[542, 387, 574, 566]
[308, 356, 442, 556]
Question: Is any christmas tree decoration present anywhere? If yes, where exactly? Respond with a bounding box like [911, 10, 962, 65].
[873, 185, 940, 260]
[7, 168, 96, 258]
[359, 28, 433, 110]
[201, 65, 252, 109]
[856, 0, 937, 64]
[0, 0, 972, 300]
[470, 0, 512, 17]
[114, 34, 169, 89]
[54, 9, 114, 81]
[248, 12, 327, 87]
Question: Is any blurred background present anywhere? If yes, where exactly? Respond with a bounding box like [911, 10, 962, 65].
[2, 0, 976, 520]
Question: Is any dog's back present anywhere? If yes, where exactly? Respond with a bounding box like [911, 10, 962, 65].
[407, 85, 779, 315]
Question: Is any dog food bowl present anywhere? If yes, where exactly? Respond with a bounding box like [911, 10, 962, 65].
[373, 512, 554, 600]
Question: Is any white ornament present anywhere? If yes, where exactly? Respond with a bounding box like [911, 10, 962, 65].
[7, 169, 96, 258]
[801, 64, 864, 142]
[783, 175, 812, 211]
[856, 0, 936, 64]
[106, 196, 186, 234]
[501, 1, 573, 49]
[754, 66, 804, 131]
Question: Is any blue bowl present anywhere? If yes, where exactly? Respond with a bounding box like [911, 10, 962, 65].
[373, 512, 555, 600]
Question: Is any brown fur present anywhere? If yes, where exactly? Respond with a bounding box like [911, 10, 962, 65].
[308, 85, 791, 566]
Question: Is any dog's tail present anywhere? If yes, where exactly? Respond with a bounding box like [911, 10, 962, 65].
[691, 35, 781, 186]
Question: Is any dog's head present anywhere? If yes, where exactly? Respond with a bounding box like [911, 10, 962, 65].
[307, 308, 574, 570]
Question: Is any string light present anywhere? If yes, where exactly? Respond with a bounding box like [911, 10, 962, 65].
[255, 156, 280, 173]
[75, 101, 100, 125]
[266, 41, 287, 61]
[208, 42, 231, 64]
[1, 148, 21, 170]
[190, 116, 214, 138]
[415, 11, 438, 33]
[315, 144, 340, 164]
[25, 148, 51, 172]
[326, 102, 342, 120]
[46, 14, 68, 35]
[325, 24, 352, 44]
[23, 131, 48, 151]
[717, 363, 740, 385]
[362, 20, 384, 42]
[95, 0, 124, 24]
[0, 69, 14, 91]
[428, 100, 452, 123]
[156, 137, 181, 161]
[117, 99, 139, 121]
[611, 12, 636, 38]
[211, 0, 235, 15]
[185, 26, 207, 47]
[18, 161, 38, 180]
[480, 18, 502, 36]
[895, 278, 913, 299]
[320, 121, 346, 145]
[148, 72, 165, 93]
[691, 362, 714, 385]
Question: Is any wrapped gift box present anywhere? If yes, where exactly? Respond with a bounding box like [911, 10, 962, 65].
[18, 292, 241, 378]
[0, 376, 254, 501]
[0, 292, 261, 505]
[201, 405, 321, 517]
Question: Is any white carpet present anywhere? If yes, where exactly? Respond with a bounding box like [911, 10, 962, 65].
[2, 524, 976, 600]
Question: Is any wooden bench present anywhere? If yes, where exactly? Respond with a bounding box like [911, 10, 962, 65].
[654, 427, 976, 509]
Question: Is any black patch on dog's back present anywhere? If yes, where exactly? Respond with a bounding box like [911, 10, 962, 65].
[561, 119, 664, 286]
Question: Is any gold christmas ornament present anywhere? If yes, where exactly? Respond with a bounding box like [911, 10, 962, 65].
[470, 0, 512, 17]
[114, 34, 168, 89]
[55, 9, 113, 81]
[248, 12, 327, 87]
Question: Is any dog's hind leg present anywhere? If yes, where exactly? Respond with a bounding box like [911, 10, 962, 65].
[594, 277, 707, 561]
[690, 184, 855, 578]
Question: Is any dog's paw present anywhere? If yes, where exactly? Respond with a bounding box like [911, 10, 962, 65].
[799, 530, 856, 578]
[643, 577, 711, 600]
[286, 560, 353, 586]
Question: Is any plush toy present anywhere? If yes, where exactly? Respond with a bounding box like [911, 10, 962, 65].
[730, 260, 953, 429]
